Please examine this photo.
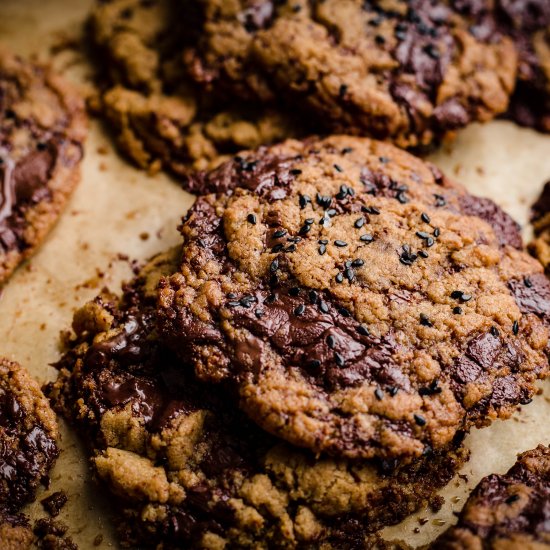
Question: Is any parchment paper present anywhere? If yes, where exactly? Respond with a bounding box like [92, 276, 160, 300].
[0, 1, 549, 548]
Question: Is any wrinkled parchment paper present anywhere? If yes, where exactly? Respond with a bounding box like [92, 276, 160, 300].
[1, 1, 550, 548]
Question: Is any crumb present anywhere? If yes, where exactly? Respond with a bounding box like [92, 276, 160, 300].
[41, 491, 68, 517]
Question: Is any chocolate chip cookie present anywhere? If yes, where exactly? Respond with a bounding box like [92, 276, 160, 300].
[157, 135, 550, 461]
[0, 50, 86, 285]
[185, 0, 517, 149]
[90, 0, 301, 176]
[529, 181, 550, 274]
[48, 247, 469, 549]
[0, 358, 60, 549]
[496, 0, 550, 132]
[432, 445, 550, 549]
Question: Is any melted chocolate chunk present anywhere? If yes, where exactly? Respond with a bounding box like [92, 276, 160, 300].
[458, 193, 523, 248]
[432, 445, 550, 548]
[0, 359, 59, 518]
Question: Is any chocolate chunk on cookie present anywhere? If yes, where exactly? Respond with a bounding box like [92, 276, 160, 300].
[432, 445, 550, 549]
[48, 248, 469, 549]
[185, 0, 517, 148]
[90, 0, 302, 177]
[0, 358, 59, 549]
[158, 136, 550, 461]
[0, 50, 86, 284]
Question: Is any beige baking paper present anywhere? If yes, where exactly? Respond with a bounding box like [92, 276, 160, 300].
[0, 1, 550, 548]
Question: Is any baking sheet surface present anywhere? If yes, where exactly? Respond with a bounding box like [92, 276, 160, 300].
[1, 2, 550, 548]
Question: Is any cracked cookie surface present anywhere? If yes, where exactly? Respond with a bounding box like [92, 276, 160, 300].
[47, 248, 468, 549]
[185, 0, 517, 148]
[158, 135, 550, 461]
[432, 445, 550, 549]
[0, 49, 86, 284]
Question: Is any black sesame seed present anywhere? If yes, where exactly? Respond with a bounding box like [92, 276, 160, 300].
[227, 293, 237, 299]
[363, 206, 381, 215]
[379, 156, 390, 164]
[345, 268, 355, 282]
[319, 216, 328, 226]
[342, 147, 353, 154]
[421, 212, 431, 224]
[327, 209, 337, 217]
[334, 353, 345, 367]
[375, 388, 384, 400]
[316, 193, 332, 209]
[227, 301, 240, 307]
[319, 244, 327, 255]
[299, 195, 311, 209]
[418, 250, 429, 258]
[239, 298, 252, 308]
[451, 290, 462, 299]
[460, 293, 472, 302]
[273, 229, 287, 239]
[308, 359, 321, 369]
[416, 231, 431, 240]
[294, 304, 306, 316]
[512, 320, 519, 335]
[309, 290, 318, 304]
[426, 237, 435, 247]
[352, 259, 364, 267]
[289, 287, 301, 296]
[247, 214, 257, 225]
[524, 277, 533, 288]
[389, 386, 399, 396]
[375, 34, 386, 45]
[396, 191, 409, 204]
[414, 414, 427, 426]
[360, 234, 374, 243]
[357, 324, 370, 336]
[286, 244, 297, 252]
[335, 273, 344, 283]
[36, 142, 48, 151]
[354, 217, 365, 229]
[319, 301, 329, 314]
[290, 169, 302, 176]
[319, 239, 328, 245]
[419, 313, 433, 327]
[433, 227, 441, 238]
[327, 335, 336, 348]
[270, 259, 279, 272]
[490, 326, 499, 338]
[334, 240, 348, 247]
[305, 218, 314, 225]
[434, 194, 446, 207]
[255, 309, 264, 318]
[339, 307, 351, 317]
[334, 164, 344, 173]
[271, 244, 284, 253]
[5, 109, 15, 119]
[299, 224, 311, 235]
[453, 306, 463, 315]
[345, 260, 352, 268]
